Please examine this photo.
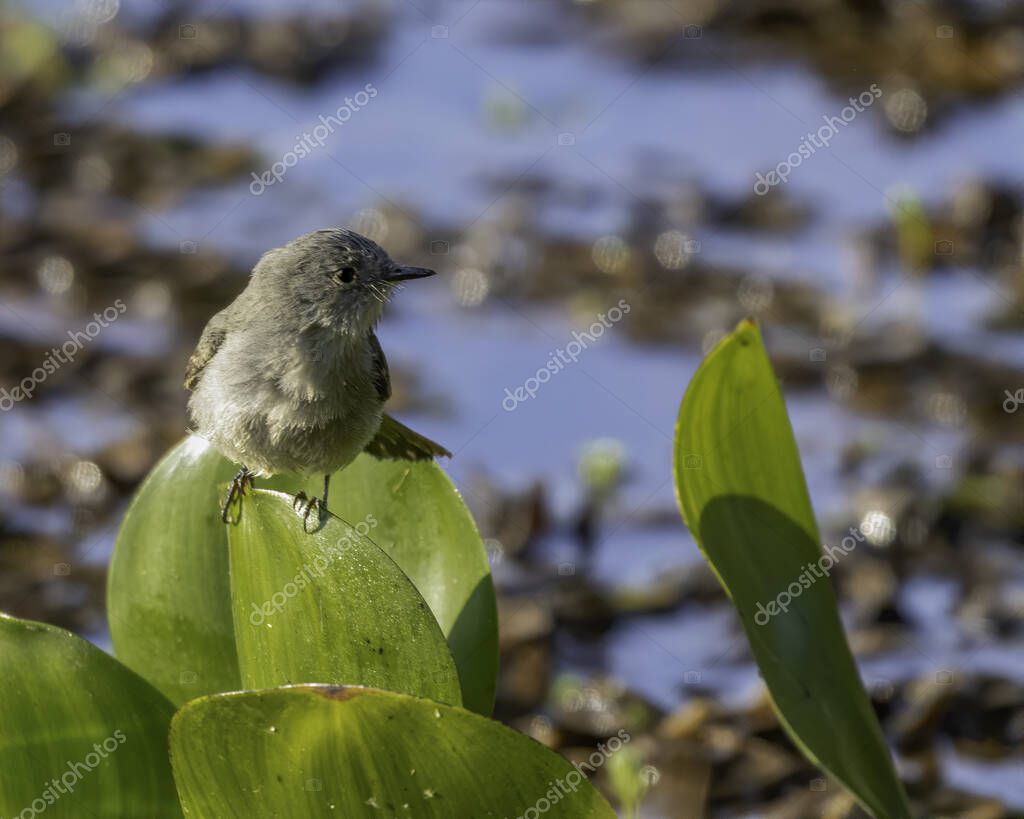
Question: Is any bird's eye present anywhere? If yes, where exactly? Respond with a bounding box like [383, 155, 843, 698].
[336, 267, 357, 284]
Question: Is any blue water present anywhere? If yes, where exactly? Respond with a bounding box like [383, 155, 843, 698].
[7, 0, 1024, 805]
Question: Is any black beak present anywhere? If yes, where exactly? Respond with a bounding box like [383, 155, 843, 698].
[385, 265, 436, 282]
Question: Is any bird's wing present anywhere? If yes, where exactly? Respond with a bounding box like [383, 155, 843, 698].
[367, 331, 391, 402]
[184, 308, 231, 391]
[363, 413, 452, 461]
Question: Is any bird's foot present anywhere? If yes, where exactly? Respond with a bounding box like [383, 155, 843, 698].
[292, 492, 327, 533]
[221, 468, 255, 525]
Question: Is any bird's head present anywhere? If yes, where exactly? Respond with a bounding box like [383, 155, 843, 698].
[257, 228, 435, 336]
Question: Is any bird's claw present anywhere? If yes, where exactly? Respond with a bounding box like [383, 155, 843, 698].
[292, 491, 327, 533]
[221, 468, 255, 525]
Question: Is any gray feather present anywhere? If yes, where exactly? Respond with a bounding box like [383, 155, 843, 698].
[185, 229, 448, 478]
[367, 331, 391, 403]
[184, 306, 233, 391]
[364, 414, 452, 461]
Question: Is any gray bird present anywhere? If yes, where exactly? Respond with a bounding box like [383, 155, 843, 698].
[184, 228, 450, 526]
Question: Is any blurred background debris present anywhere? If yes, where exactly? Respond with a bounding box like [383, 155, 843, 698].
[2, 0, 1023, 813]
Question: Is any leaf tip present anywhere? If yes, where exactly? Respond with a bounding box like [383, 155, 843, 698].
[735, 316, 761, 342]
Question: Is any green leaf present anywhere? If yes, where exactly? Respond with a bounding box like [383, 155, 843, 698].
[267, 454, 498, 715]
[110, 436, 497, 714]
[228, 490, 463, 706]
[170, 685, 617, 819]
[673, 320, 911, 819]
[0, 614, 182, 818]
[108, 436, 241, 705]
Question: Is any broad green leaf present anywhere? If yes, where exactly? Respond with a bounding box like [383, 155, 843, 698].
[673, 320, 911, 819]
[228, 490, 462, 706]
[110, 435, 497, 713]
[0, 614, 182, 818]
[268, 454, 498, 715]
[108, 436, 241, 704]
[171, 685, 617, 819]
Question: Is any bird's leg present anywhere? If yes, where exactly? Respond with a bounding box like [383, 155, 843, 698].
[221, 467, 255, 524]
[292, 474, 330, 533]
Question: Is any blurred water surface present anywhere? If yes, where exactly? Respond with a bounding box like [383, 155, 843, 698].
[4, 0, 1024, 811]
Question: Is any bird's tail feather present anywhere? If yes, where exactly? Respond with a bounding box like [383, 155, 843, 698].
[363, 413, 451, 461]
